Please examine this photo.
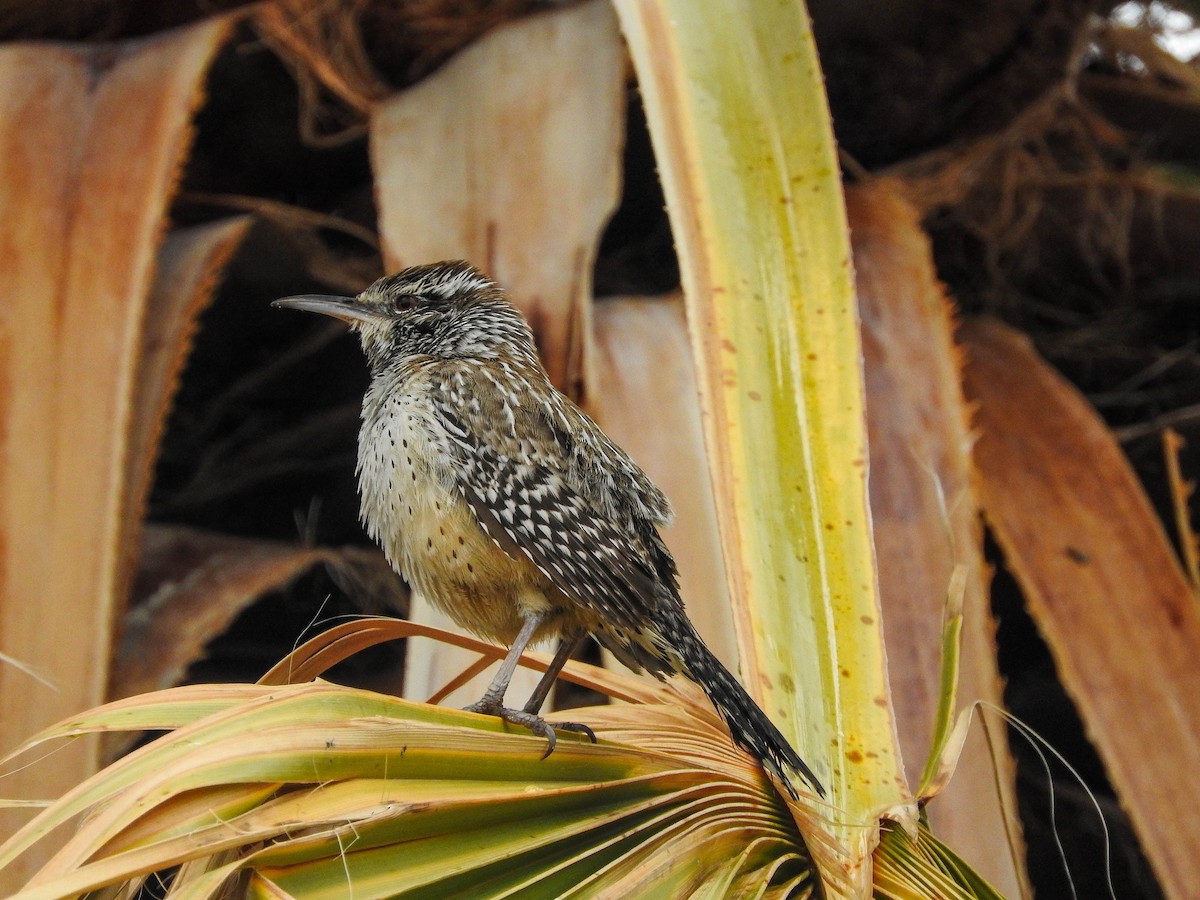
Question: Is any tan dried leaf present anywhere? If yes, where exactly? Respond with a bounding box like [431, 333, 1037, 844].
[849, 183, 1027, 896]
[0, 19, 234, 888]
[963, 317, 1200, 899]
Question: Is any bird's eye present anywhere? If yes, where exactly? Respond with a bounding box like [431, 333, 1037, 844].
[392, 294, 420, 313]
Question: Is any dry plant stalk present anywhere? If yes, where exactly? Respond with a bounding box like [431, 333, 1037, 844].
[1161, 429, 1200, 593]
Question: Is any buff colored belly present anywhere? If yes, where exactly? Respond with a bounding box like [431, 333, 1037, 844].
[358, 388, 558, 645]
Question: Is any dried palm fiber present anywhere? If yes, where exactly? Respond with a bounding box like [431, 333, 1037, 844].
[256, 0, 562, 145]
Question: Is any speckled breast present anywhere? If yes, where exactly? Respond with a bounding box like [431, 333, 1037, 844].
[355, 368, 549, 643]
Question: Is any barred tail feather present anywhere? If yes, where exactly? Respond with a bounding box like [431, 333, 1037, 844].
[677, 621, 825, 799]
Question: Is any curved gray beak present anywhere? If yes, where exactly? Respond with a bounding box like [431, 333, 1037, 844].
[272, 294, 383, 326]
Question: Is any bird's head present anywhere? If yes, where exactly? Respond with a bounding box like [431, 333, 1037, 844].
[273, 260, 538, 373]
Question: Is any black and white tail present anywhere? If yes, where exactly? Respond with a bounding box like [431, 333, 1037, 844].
[674, 615, 825, 799]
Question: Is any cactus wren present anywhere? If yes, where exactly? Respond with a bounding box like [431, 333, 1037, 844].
[274, 260, 823, 798]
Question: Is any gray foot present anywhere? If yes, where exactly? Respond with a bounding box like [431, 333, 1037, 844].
[464, 698, 597, 758]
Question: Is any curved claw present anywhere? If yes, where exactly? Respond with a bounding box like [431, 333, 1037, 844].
[551, 721, 597, 745]
[536, 722, 558, 760]
[463, 700, 595, 758]
[530, 719, 598, 759]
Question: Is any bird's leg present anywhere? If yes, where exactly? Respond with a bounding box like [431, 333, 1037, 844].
[464, 611, 544, 715]
[463, 617, 595, 756]
[521, 632, 584, 715]
[521, 632, 597, 747]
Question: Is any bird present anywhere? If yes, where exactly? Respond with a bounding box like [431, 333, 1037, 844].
[273, 260, 824, 798]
